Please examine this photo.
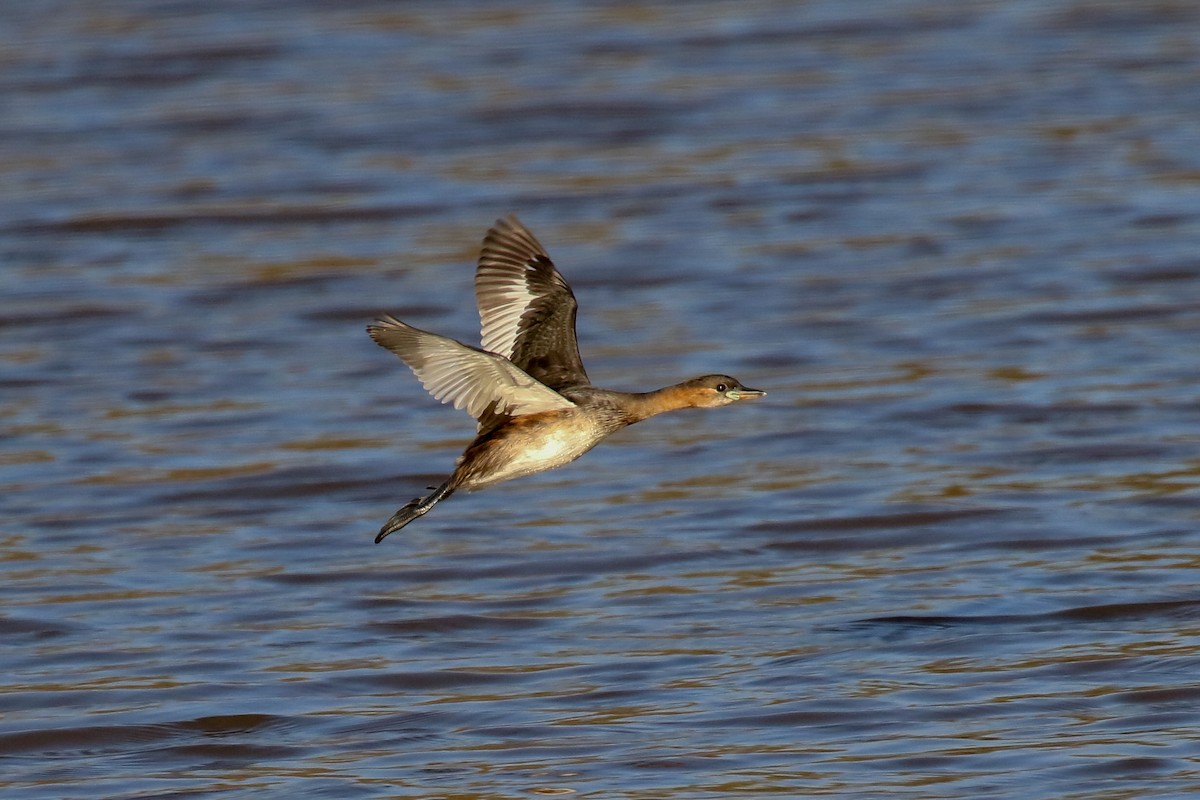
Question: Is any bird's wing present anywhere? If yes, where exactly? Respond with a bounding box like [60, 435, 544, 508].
[474, 215, 590, 392]
[368, 315, 575, 431]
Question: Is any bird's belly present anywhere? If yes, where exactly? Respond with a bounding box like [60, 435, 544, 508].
[461, 423, 603, 490]
[500, 428, 597, 479]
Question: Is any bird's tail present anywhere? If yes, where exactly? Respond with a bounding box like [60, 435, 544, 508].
[375, 480, 455, 543]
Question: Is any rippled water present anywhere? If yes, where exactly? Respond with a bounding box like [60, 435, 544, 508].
[4, 1, 1200, 797]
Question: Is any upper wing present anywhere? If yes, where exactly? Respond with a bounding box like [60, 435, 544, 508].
[368, 315, 575, 431]
[474, 216, 590, 391]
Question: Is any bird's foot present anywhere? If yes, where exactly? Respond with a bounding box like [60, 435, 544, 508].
[374, 480, 455, 543]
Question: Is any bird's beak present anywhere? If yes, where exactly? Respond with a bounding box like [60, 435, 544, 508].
[727, 387, 766, 401]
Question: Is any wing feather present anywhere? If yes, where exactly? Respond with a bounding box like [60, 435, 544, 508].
[368, 315, 574, 428]
[475, 215, 590, 391]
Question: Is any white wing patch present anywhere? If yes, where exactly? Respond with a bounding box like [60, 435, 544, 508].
[476, 272, 534, 360]
[476, 216, 554, 359]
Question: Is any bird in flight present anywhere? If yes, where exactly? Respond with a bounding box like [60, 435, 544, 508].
[368, 216, 763, 542]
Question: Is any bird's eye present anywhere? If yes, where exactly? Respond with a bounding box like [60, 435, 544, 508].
[715, 383, 728, 392]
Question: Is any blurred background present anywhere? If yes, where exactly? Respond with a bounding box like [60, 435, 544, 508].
[3, 1, 1200, 797]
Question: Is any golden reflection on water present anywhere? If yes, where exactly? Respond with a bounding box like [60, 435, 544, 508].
[4, 1, 1200, 798]
[76, 461, 276, 485]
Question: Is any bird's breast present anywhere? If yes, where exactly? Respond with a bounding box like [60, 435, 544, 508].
[505, 425, 600, 474]
[456, 414, 608, 490]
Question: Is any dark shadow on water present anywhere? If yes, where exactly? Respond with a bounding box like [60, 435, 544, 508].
[846, 598, 1200, 633]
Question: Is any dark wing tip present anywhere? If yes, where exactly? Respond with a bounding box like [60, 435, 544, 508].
[482, 215, 549, 262]
[367, 314, 407, 347]
[484, 215, 521, 243]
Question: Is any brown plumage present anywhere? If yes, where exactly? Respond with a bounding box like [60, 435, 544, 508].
[368, 216, 763, 542]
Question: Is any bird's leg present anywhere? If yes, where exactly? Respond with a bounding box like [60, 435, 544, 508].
[375, 480, 455, 543]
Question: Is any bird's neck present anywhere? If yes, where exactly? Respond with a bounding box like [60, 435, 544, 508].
[621, 384, 700, 424]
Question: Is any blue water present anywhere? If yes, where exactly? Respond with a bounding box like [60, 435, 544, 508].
[4, 1, 1200, 797]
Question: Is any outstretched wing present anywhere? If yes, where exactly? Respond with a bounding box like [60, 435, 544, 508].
[368, 315, 574, 432]
[475, 216, 590, 392]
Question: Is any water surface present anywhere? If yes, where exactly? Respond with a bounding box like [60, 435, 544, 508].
[3, 1, 1200, 797]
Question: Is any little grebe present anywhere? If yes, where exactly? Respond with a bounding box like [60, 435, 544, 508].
[369, 216, 763, 542]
